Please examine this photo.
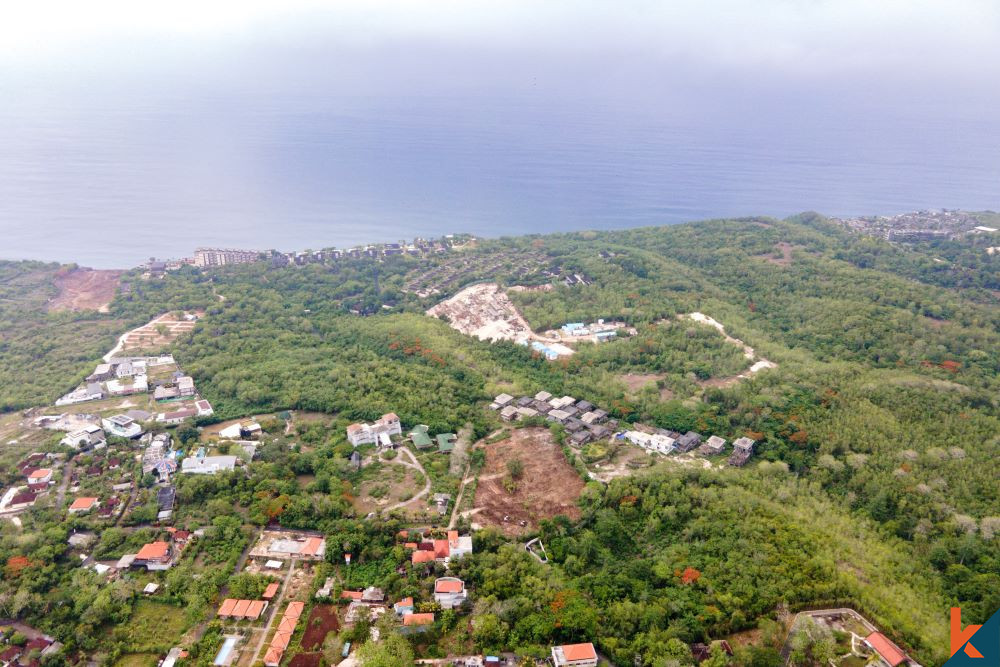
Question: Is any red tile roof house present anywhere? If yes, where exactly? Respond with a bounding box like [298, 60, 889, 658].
[401, 612, 435, 634]
[68, 497, 99, 514]
[133, 541, 173, 571]
[264, 601, 305, 667]
[0, 646, 23, 664]
[411, 549, 436, 565]
[27, 468, 53, 485]
[552, 643, 599, 667]
[433, 577, 468, 609]
[864, 632, 911, 667]
[433, 539, 451, 561]
[393, 597, 415, 616]
[217, 598, 268, 621]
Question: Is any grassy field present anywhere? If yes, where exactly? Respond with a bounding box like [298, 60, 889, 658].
[114, 654, 160, 667]
[119, 600, 190, 653]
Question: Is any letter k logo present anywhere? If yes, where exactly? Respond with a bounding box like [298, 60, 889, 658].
[953, 608, 985, 658]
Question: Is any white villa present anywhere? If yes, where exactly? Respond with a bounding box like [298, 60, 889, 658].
[346, 413, 402, 446]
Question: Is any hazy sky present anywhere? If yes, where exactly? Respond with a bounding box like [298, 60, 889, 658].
[3, 0, 999, 104]
[2, 1, 998, 267]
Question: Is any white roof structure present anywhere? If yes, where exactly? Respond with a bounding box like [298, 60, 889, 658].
[218, 423, 243, 439]
[181, 455, 238, 475]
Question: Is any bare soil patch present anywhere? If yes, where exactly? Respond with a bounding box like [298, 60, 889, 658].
[49, 268, 122, 312]
[288, 654, 322, 667]
[755, 241, 796, 267]
[426, 283, 572, 357]
[619, 373, 664, 392]
[619, 373, 672, 399]
[724, 628, 763, 648]
[473, 427, 585, 536]
[301, 604, 340, 650]
[697, 376, 743, 389]
[589, 442, 653, 483]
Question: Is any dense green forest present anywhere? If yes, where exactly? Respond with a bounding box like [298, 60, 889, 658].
[0, 216, 997, 666]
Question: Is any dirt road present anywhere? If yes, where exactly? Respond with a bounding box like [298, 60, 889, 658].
[448, 463, 472, 529]
[384, 447, 431, 512]
[55, 461, 73, 509]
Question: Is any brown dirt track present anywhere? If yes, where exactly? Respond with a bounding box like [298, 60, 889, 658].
[473, 427, 585, 536]
[49, 268, 122, 312]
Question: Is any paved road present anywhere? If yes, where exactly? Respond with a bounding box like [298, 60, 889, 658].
[247, 559, 297, 666]
[384, 446, 432, 513]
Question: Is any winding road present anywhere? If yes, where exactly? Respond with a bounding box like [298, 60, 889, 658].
[384, 446, 432, 513]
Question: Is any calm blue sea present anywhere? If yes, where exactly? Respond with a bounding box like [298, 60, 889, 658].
[1, 93, 998, 268]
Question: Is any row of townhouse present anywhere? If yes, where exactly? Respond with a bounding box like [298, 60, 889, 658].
[491, 391, 617, 447]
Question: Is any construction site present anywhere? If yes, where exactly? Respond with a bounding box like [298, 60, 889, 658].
[426, 283, 574, 356]
[248, 530, 327, 562]
[111, 311, 203, 355]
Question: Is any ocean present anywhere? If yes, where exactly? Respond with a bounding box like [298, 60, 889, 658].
[1, 93, 998, 268]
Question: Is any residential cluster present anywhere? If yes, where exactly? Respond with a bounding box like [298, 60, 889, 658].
[145, 236, 469, 279]
[2, 412, 264, 530]
[55, 354, 213, 426]
[0, 627, 62, 666]
[832, 208, 998, 241]
[0, 452, 61, 513]
[491, 392, 617, 447]
[402, 245, 545, 297]
[622, 429, 757, 467]
[329, 529, 474, 641]
[492, 391, 759, 466]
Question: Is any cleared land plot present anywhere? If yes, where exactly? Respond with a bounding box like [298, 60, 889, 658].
[619, 372, 674, 400]
[588, 442, 654, 483]
[426, 283, 571, 357]
[300, 604, 340, 650]
[755, 241, 797, 267]
[117, 312, 201, 354]
[472, 427, 585, 535]
[49, 268, 122, 312]
[288, 654, 322, 667]
[116, 600, 189, 653]
[351, 462, 423, 514]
